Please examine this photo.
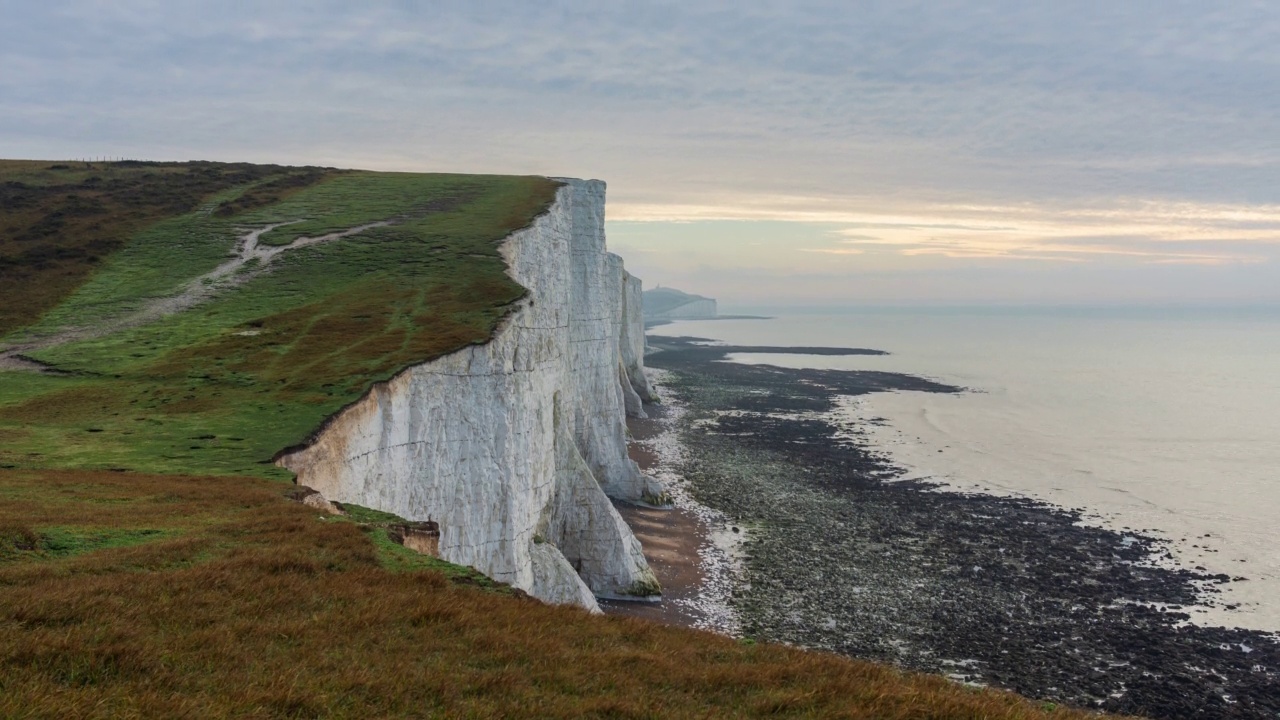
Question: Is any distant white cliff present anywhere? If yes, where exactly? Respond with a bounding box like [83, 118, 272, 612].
[277, 179, 663, 611]
[643, 287, 717, 320]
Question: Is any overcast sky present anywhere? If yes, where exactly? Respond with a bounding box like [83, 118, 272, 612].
[4, 1, 1280, 306]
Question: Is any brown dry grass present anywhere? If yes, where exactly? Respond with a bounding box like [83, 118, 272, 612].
[0, 468, 1125, 719]
[149, 279, 513, 396]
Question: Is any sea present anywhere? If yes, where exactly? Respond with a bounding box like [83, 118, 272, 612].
[648, 306, 1280, 632]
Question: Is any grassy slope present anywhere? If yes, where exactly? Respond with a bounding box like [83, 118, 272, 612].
[0, 467, 1110, 719]
[0, 166, 555, 477]
[0, 160, 337, 337]
[0, 161, 1122, 718]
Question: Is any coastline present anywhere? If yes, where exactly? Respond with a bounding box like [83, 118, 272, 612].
[639, 332, 1280, 719]
[600, 403, 707, 628]
[601, 370, 742, 635]
[840, 390, 1280, 632]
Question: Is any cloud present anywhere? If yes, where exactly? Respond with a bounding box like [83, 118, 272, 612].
[799, 248, 865, 255]
[5, 2, 1280, 201]
[4, 1, 1280, 302]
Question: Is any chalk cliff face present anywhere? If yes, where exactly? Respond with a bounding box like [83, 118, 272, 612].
[620, 272, 656, 416]
[277, 179, 661, 611]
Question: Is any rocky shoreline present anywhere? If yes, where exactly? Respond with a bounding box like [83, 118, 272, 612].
[602, 375, 743, 634]
[644, 334, 1280, 720]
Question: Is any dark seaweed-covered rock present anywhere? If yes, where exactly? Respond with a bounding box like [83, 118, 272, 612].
[648, 334, 1280, 720]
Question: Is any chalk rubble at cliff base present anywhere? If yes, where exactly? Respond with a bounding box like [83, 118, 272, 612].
[279, 179, 662, 611]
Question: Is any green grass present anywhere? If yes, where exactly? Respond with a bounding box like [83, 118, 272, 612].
[331, 502, 513, 590]
[365, 526, 509, 588]
[1, 527, 170, 563]
[0, 160, 338, 336]
[337, 502, 412, 525]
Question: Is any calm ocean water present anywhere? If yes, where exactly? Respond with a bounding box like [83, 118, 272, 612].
[649, 307, 1280, 631]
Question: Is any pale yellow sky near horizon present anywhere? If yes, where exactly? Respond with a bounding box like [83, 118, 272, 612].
[605, 194, 1280, 307]
[610, 195, 1280, 264]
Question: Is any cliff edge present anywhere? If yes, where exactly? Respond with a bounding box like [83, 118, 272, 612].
[277, 179, 663, 611]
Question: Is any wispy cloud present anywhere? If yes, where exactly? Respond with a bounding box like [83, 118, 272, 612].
[799, 248, 866, 255]
[4, 2, 1280, 204]
[614, 194, 1280, 267]
[4, 1, 1280, 302]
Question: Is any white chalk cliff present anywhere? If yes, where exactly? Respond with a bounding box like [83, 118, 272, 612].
[277, 179, 663, 612]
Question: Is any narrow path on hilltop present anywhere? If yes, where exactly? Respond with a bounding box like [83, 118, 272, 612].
[0, 219, 395, 372]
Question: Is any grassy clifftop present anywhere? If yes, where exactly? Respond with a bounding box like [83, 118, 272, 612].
[0, 160, 1112, 718]
[0, 160, 340, 337]
[0, 161, 557, 477]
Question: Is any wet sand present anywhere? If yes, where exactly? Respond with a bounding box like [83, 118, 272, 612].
[599, 408, 710, 628]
